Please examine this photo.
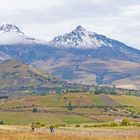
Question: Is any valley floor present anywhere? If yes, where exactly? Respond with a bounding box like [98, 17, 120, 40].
[0, 94, 140, 139]
[0, 125, 140, 140]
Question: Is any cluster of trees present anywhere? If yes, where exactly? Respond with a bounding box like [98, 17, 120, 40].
[93, 85, 140, 96]
[94, 85, 117, 94]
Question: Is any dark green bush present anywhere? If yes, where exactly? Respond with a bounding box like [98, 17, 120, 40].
[109, 122, 118, 127]
[121, 118, 130, 126]
[0, 121, 4, 125]
[75, 124, 80, 127]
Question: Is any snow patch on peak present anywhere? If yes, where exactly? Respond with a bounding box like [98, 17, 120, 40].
[0, 23, 23, 34]
[0, 23, 47, 45]
[49, 25, 109, 49]
[0, 31, 47, 45]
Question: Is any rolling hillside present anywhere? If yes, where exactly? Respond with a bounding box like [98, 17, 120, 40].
[0, 93, 140, 125]
[0, 59, 91, 95]
[33, 58, 140, 89]
[0, 59, 65, 95]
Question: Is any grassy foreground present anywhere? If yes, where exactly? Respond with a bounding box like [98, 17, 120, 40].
[0, 126, 140, 140]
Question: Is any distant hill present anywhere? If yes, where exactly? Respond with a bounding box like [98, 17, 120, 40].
[0, 59, 91, 95]
[33, 58, 140, 90]
[0, 59, 63, 95]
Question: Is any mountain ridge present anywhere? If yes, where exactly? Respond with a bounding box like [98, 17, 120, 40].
[0, 23, 23, 34]
[0, 23, 46, 45]
[0, 23, 140, 89]
[48, 25, 139, 51]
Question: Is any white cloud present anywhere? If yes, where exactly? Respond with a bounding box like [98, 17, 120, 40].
[0, 0, 140, 49]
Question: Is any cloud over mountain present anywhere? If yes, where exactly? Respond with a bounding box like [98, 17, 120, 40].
[0, 0, 139, 49]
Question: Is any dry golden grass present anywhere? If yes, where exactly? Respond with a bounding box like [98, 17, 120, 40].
[0, 129, 140, 140]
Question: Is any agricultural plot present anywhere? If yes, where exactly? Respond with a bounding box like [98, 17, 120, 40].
[0, 93, 140, 125]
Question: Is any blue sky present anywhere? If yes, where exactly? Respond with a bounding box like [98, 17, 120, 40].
[0, 0, 140, 49]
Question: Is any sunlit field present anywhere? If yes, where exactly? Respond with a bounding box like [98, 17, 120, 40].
[0, 125, 140, 140]
[0, 94, 140, 140]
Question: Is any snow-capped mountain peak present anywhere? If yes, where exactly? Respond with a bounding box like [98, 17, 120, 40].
[0, 23, 23, 34]
[0, 23, 46, 45]
[74, 25, 86, 32]
[49, 25, 110, 49]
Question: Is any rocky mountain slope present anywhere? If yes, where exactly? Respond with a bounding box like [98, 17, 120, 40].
[0, 24, 140, 89]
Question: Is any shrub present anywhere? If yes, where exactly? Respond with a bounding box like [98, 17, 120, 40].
[83, 124, 89, 128]
[132, 114, 140, 118]
[135, 123, 140, 126]
[56, 124, 66, 127]
[47, 124, 67, 128]
[109, 122, 118, 127]
[0, 121, 4, 125]
[84, 123, 118, 128]
[60, 124, 66, 127]
[121, 118, 130, 126]
[34, 121, 41, 128]
[54, 124, 59, 128]
[40, 123, 46, 127]
[75, 124, 80, 127]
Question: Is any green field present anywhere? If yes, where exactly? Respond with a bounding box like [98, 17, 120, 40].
[0, 93, 140, 125]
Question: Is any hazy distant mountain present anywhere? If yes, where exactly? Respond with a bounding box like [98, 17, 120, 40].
[49, 25, 140, 62]
[0, 24, 46, 45]
[0, 23, 50, 62]
[0, 24, 140, 89]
